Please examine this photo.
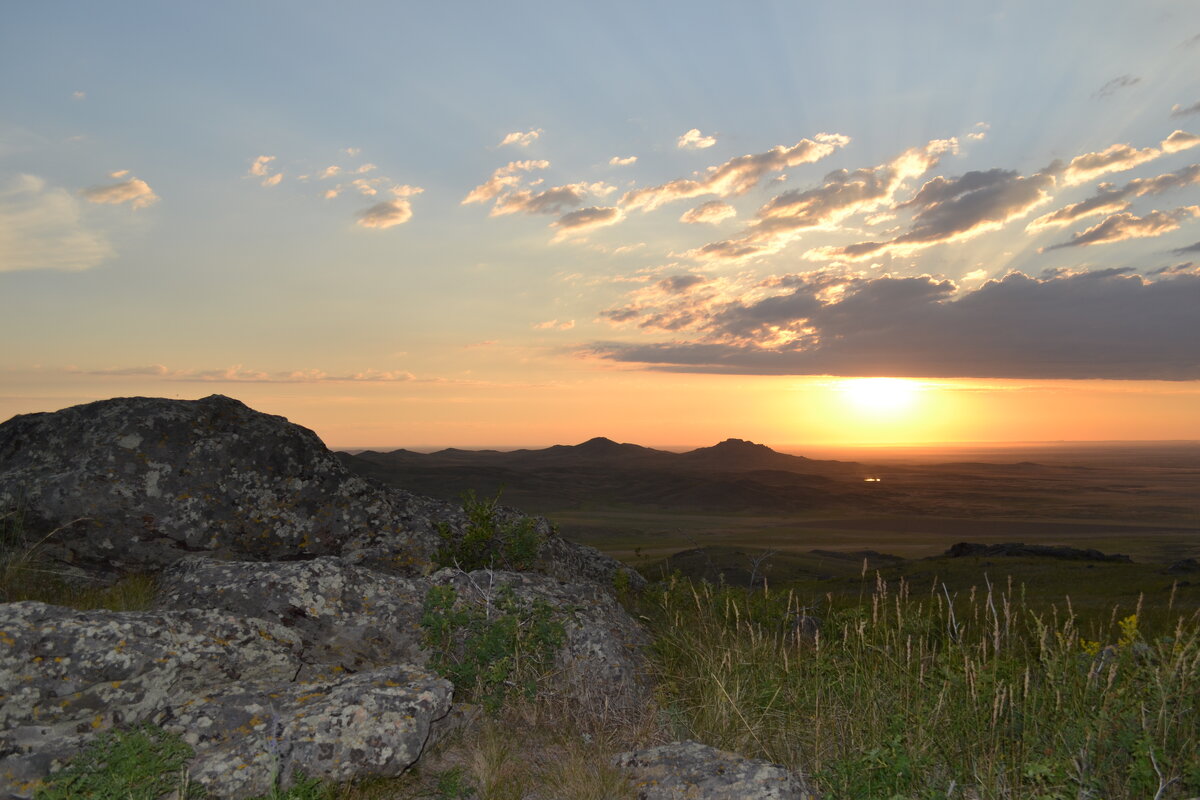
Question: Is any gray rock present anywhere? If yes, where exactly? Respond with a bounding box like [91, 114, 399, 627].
[164, 664, 452, 799]
[613, 740, 816, 799]
[0, 394, 445, 578]
[0, 601, 304, 798]
[430, 568, 651, 713]
[154, 555, 429, 673]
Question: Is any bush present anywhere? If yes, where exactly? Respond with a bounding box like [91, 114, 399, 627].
[36, 724, 203, 800]
[434, 491, 543, 572]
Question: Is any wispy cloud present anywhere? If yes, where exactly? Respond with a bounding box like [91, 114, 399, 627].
[1171, 101, 1200, 118]
[680, 200, 737, 225]
[1163, 130, 1200, 153]
[249, 155, 275, 177]
[533, 319, 575, 330]
[586, 269, 1200, 380]
[1043, 206, 1200, 250]
[677, 128, 717, 150]
[1060, 132, 1196, 185]
[1171, 240, 1200, 254]
[0, 174, 113, 272]
[74, 363, 417, 382]
[499, 128, 543, 147]
[356, 198, 414, 229]
[491, 181, 616, 217]
[622, 133, 850, 212]
[609, 155, 637, 166]
[1027, 164, 1200, 231]
[967, 122, 989, 141]
[80, 176, 160, 209]
[1094, 74, 1140, 99]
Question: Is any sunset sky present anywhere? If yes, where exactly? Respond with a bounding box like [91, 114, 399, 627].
[2, 1, 1199, 449]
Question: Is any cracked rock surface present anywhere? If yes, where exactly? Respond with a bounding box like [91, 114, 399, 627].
[613, 740, 816, 800]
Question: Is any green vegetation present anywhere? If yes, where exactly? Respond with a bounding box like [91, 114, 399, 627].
[0, 507, 157, 611]
[420, 584, 565, 712]
[640, 573, 1200, 799]
[35, 724, 203, 800]
[434, 491, 543, 572]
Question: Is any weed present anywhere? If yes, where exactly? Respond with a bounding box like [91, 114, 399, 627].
[420, 583, 565, 713]
[434, 491, 543, 572]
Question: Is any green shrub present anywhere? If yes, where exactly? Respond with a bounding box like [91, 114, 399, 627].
[420, 584, 566, 712]
[434, 491, 543, 572]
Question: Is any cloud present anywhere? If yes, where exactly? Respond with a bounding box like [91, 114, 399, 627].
[1171, 101, 1200, 118]
[1043, 206, 1200, 250]
[390, 184, 424, 198]
[1094, 75, 1140, 98]
[321, 165, 341, 179]
[109, 170, 128, 179]
[1162, 130, 1200, 153]
[0, 174, 113, 272]
[1027, 164, 1200, 231]
[622, 133, 850, 212]
[609, 155, 638, 166]
[462, 160, 550, 205]
[499, 129, 543, 147]
[354, 163, 377, 174]
[249, 155, 276, 177]
[967, 122, 989, 141]
[1171, 240, 1200, 255]
[490, 181, 616, 217]
[72, 90, 86, 100]
[77, 363, 417, 382]
[808, 158, 1053, 262]
[80, 176, 160, 209]
[533, 319, 575, 330]
[551, 206, 623, 240]
[344, 147, 361, 157]
[355, 199, 414, 229]
[657, 274, 708, 293]
[1061, 143, 1159, 185]
[686, 137, 956, 263]
[680, 200, 737, 225]
[677, 128, 717, 150]
[585, 269, 1200, 380]
[261, 173, 283, 187]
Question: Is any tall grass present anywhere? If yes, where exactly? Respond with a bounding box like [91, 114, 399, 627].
[642, 572, 1200, 799]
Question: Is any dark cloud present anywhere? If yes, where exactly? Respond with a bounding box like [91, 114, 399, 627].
[585, 270, 1200, 380]
[552, 206, 622, 235]
[1094, 75, 1141, 99]
[1172, 241, 1200, 255]
[356, 199, 413, 229]
[1171, 101, 1200, 118]
[657, 274, 709, 293]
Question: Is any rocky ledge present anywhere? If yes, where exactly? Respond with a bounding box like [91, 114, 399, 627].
[0, 395, 814, 799]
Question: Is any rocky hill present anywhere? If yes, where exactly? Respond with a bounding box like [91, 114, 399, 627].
[0, 395, 816, 799]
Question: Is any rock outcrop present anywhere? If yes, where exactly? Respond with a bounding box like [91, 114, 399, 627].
[614, 740, 816, 799]
[0, 395, 657, 798]
[943, 541, 1133, 563]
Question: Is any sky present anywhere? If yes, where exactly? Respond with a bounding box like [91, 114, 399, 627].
[2, 1, 1199, 449]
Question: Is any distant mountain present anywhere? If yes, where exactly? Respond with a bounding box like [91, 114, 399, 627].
[336, 437, 876, 513]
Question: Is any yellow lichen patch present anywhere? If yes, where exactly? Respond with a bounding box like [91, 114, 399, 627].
[90, 715, 103, 729]
[0, 631, 15, 647]
[110, 681, 122, 689]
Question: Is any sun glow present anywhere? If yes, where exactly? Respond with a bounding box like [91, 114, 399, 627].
[838, 377, 921, 416]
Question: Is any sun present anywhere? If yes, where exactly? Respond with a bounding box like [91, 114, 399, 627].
[838, 377, 920, 416]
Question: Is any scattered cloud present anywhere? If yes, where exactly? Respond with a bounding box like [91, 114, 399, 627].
[533, 319, 575, 330]
[1171, 101, 1200, 118]
[609, 155, 638, 166]
[354, 163, 377, 174]
[1171, 240, 1200, 254]
[1027, 164, 1200, 231]
[1043, 206, 1200, 250]
[551, 206, 623, 240]
[261, 173, 283, 187]
[586, 269, 1200, 380]
[321, 165, 341, 179]
[76, 364, 418, 382]
[462, 160, 550, 205]
[967, 122, 989, 141]
[657, 274, 709, 293]
[1094, 74, 1140, 99]
[677, 128, 717, 150]
[81, 176, 160, 209]
[680, 200, 737, 225]
[622, 133, 850, 212]
[249, 155, 276, 177]
[685, 137, 956, 263]
[72, 90, 85, 100]
[356, 199, 414, 229]
[390, 184, 424, 198]
[499, 128, 543, 147]
[344, 147, 361, 157]
[109, 170, 129, 179]
[1061, 142, 1158, 185]
[0, 174, 113, 272]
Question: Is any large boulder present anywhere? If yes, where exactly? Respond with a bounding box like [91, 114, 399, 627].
[0, 602, 453, 799]
[613, 740, 817, 799]
[0, 394, 445, 577]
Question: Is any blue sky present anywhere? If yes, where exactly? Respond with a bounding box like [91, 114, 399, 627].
[2, 1, 1199, 446]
